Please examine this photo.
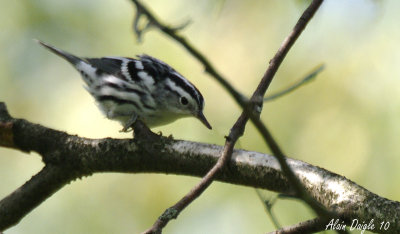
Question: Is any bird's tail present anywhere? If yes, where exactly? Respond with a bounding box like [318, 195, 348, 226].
[35, 39, 83, 65]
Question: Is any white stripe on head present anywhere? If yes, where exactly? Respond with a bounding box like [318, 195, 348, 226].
[166, 78, 188, 98]
[173, 71, 200, 100]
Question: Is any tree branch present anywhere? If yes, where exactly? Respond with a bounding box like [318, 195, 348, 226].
[1, 102, 399, 233]
[130, 0, 247, 106]
[267, 218, 327, 234]
[255, 190, 281, 229]
[0, 165, 75, 229]
[264, 64, 324, 102]
[130, 0, 325, 232]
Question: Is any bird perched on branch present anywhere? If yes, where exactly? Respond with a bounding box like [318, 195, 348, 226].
[37, 40, 212, 132]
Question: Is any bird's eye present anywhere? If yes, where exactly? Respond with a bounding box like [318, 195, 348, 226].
[180, 96, 188, 105]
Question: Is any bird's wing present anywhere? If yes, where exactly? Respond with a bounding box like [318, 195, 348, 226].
[85, 57, 128, 78]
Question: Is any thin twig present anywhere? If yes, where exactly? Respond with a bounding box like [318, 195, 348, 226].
[247, 108, 349, 234]
[135, 0, 325, 233]
[240, 0, 332, 221]
[267, 218, 327, 234]
[237, 0, 341, 222]
[130, 0, 247, 107]
[141, 140, 236, 234]
[255, 190, 281, 229]
[248, 108, 332, 216]
[264, 64, 325, 102]
[269, 218, 350, 234]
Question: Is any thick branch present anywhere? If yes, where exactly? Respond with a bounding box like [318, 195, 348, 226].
[1, 103, 399, 233]
[0, 165, 75, 229]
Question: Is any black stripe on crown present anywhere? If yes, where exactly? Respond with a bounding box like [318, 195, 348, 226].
[138, 54, 204, 109]
[169, 74, 204, 109]
[138, 55, 174, 82]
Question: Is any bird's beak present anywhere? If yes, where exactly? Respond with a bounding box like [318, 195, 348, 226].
[197, 111, 212, 130]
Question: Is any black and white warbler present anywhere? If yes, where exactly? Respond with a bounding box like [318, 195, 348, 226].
[37, 40, 212, 131]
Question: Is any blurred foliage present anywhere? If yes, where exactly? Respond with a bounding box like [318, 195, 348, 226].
[1, 0, 399, 233]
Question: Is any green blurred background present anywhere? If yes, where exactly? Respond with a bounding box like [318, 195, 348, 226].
[1, 0, 399, 233]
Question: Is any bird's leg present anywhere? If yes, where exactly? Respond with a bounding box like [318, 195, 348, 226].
[120, 114, 138, 132]
[120, 115, 159, 141]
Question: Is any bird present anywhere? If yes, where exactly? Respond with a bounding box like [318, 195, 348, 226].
[36, 40, 212, 132]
